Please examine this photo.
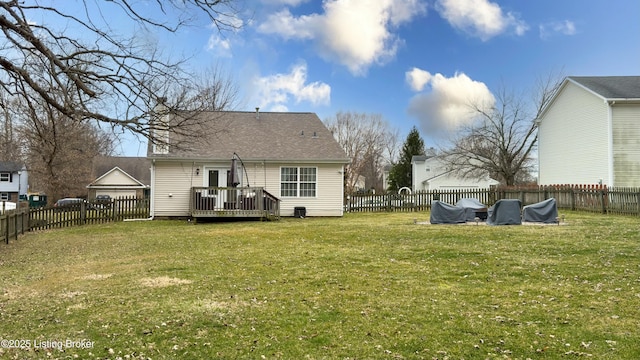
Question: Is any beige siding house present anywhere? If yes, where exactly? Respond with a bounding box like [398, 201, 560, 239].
[537, 76, 640, 186]
[148, 110, 349, 218]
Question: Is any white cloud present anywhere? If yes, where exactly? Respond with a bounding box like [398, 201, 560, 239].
[539, 20, 577, 39]
[406, 67, 433, 92]
[407, 70, 495, 134]
[253, 63, 331, 111]
[205, 15, 244, 57]
[435, 0, 528, 41]
[257, 0, 427, 75]
[207, 35, 232, 57]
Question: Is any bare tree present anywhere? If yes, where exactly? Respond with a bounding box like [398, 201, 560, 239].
[21, 110, 114, 201]
[440, 75, 563, 186]
[187, 64, 242, 111]
[0, 1, 242, 149]
[324, 112, 398, 194]
[7, 50, 115, 200]
[0, 90, 22, 160]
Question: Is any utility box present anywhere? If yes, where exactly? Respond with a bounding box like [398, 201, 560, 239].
[294, 206, 306, 218]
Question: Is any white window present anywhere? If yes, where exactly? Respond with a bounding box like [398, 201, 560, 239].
[0, 193, 8, 201]
[281, 167, 317, 197]
[0, 172, 9, 182]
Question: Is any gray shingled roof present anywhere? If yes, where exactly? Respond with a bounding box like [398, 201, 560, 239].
[0, 161, 24, 172]
[148, 111, 349, 162]
[92, 156, 151, 185]
[569, 76, 640, 99]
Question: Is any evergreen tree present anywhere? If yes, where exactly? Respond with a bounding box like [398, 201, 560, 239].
[387, 126, 425, 191]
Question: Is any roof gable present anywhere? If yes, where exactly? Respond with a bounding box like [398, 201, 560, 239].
[539, 76, 640, 121]
[88, 166, 145, 188]
[148, 111, 348, 162]
[92, 156, 151, 185]
[568, 76, 640, 100]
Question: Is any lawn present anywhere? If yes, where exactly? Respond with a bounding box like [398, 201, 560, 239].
[0, 211, 639, 359]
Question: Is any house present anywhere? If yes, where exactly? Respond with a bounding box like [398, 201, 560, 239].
[87, 156, 151, 199]
[147, 110, 349, 219]
[537, 76, 640, 187]
[411, 152, 498, 191]
[0, 161, 28, 202]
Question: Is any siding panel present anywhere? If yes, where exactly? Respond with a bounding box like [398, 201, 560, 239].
[612, 104, 640, 187]
[539, 82, 610, 185]
[153, 162, 198, 217]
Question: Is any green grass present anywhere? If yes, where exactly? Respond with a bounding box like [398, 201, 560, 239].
[1, 211, 639, 359]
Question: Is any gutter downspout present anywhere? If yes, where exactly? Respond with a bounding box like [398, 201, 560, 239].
[124, 159, 155, 222]
[534, 118, 542, 184]
[606, 100, 615, 186]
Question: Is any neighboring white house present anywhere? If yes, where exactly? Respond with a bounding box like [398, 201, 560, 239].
[537, 76, 640, 187]
[411, 153, 498, 191]
[147, 109, 349, 218]
[0, 161, 28, 202]
[87, 157, 151, 199]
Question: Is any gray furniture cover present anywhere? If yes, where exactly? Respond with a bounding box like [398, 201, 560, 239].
[430, 201, 467, 224]
[522, 198, 558, 223]
[456, 198, 488, 221]
[487, 199, 522, 225]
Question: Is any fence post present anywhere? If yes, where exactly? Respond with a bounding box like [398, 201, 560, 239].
[4, 214, 8, 244]
[80, 201, 87, 225]
[13, 212, 18, 241]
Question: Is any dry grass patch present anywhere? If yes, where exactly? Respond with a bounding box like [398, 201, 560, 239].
[139, 276, 193, 288]
[80, 273, 113, 281]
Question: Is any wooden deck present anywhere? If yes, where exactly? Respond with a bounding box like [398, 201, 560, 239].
[191, 187, 280, 220]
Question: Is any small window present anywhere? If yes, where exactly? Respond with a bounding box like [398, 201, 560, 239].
[0, 193, 8, 201]
[0, 173, 9, 182]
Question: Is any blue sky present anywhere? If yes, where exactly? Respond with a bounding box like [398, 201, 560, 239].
[117, 0, 639, 156]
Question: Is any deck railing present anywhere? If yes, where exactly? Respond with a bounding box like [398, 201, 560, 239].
[191, 186, 280, 220]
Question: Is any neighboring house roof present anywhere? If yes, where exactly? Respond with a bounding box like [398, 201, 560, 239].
[91, 156, 151, 185]
[538, 76, 640, 121]
[148, 111, 349, 163]
[411, 148, 438, 163]
[569, 76, 640, 100]
[87, 166, 147, 189]
[0, 161, 25, 172]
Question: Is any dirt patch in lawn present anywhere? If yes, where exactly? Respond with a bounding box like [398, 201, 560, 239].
[139, 276, 193, 288]
[81, 273, 114, 280]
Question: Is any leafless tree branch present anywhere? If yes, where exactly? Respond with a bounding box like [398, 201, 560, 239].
[0, 0, 242, 150]
[440, 74, 563, 186]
